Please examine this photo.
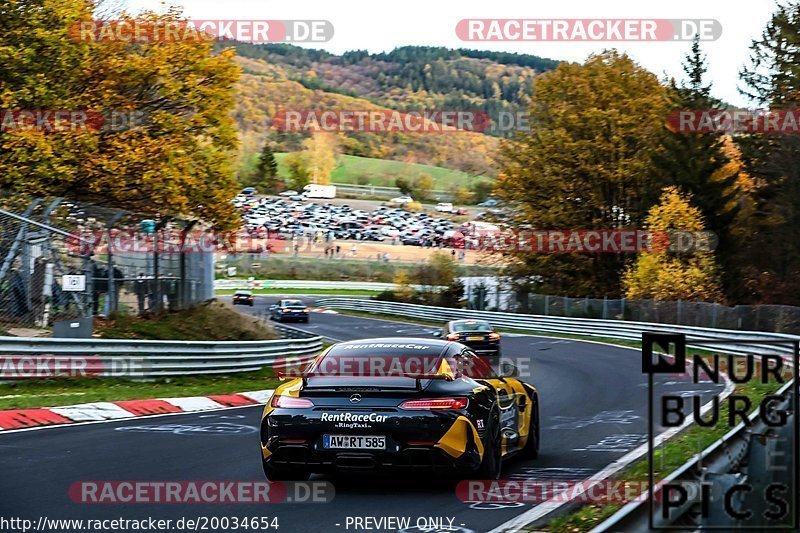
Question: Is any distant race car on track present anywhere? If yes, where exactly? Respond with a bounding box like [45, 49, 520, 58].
[269, 299, 310, 323]
[232, 290, 254, 306]
[436, 319, 501, 357]
[260, 337, 539, 480]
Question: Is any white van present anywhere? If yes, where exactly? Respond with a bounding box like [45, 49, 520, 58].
[303, 184, 337, 199]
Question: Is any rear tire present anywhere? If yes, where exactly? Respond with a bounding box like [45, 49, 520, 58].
[262, 460, 310, 481]
[522, 397, 540, 459]
[477, 408, 502, 480]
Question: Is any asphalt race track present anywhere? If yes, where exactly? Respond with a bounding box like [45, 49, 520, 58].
[0, 297, 725, 533]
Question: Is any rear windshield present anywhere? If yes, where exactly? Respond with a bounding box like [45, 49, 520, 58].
[282, 300, 305, 307]
[307, 343, 453, 378]
[452, 321, 493, 332]
[234, 291, 252, 295]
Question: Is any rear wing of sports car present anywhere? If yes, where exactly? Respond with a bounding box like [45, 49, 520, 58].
[300, 373, 454, 391]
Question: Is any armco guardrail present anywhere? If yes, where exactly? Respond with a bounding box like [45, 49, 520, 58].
[331, 182, 454, 201]
[0, 329, 323, 379]
[215, 279, 397, 291]
[215, 279, 441, 292]
[593, 379, 796, 531]
[313, 298, 798, 357]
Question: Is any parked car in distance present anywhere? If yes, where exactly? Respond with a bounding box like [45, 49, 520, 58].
[435, 202, 454, 213]
[390, 195, 414, 204]
[232, 290, 255, 306]
[478, 198, 500, 207]
[279, 190, 298, 197]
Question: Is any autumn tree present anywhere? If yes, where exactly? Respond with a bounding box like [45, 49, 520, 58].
[301, 133, 338, 185]
[496, 51, 667, 296]
[470, 180, 493, 203]
[395, 177, 413, 195]
[414, 251, 461, 306]
[0, 2, 241, 228]
[623, 187, 723, 301]
[283, 152, 310, 190]
[736, 1, 800, 303]
[412, 173, 434, 201]
[449, 185, 473, 205]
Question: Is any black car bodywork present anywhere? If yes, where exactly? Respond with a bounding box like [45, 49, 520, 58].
[438, 319, 501, 356]
[232, 290, 254, 306]
[260, 337, 539, 480]
[270, 299, 310, 323]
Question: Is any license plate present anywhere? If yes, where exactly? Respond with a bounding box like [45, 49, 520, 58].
[323, 435, 386, 450]
[467, 335, 484, 341]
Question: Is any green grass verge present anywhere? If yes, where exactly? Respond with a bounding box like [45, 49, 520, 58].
[0, 368, 282, 410]
[274, 153, 487, 190]
[216, 257, 498, 283]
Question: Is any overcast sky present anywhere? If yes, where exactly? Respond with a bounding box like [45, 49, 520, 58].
[127, 0, 783, 107]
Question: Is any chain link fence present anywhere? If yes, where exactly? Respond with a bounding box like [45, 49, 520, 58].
[462, 277, 800, 335]
[0, 195, 214, 332]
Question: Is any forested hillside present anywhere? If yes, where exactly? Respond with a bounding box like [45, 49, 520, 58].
[225, 44, 561, 176]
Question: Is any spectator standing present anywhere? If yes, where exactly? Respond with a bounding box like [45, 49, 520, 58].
[135, 273, 147, 315]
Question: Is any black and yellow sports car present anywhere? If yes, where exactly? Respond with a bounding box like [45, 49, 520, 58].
[260, 337, 539, 480]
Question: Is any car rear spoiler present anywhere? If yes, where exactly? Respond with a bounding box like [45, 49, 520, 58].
[414, 373, 455, 391]
[301, 373, 454, 391]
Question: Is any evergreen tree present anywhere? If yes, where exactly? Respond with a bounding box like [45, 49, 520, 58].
[737, 1, 800, 303]
[250, 142, 281, 192]
[650, 36, 739, 296]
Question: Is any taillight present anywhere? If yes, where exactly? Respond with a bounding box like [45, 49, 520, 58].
[282, 308, 291, 313]
[399, 398, 468, 410]
[271, 395, 314, 408]
[446, 333, 460, 341]
[488, 332, 500, 340]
